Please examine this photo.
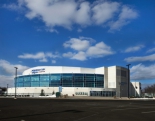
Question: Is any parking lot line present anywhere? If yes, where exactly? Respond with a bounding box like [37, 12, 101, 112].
[111, 108, 140, 111]
[141, 111, 155, 114]
[74, 114, 97, 121]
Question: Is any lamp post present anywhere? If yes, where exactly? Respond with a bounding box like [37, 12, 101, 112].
[126, 64, 131, 98]
[14, 67, 18, 99]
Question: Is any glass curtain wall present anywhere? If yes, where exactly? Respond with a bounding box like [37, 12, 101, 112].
[23, 76, 31, 87]
[50, 74, 61, 87]
[74, 74, 84, 87]
[85, 74, 95, 87]
[31, 75, 40, 87]
[40, 74, 49, 87]
[16, 73, 104, 88]
[62, 74, 73, 87]
[96, 75, 104, 87]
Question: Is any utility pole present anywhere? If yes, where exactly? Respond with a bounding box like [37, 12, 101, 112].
[14, 67, 18, 99]
[119, 82, 121, 98]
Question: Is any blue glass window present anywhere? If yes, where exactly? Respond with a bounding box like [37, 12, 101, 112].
[96, 75, 104, 81]
[23, 76, 31, 82]
[24, 82, 31, 87]
[74, 74, 83, 81]
[31, 75, 40, 81]
[50, 74, 61, 80]
[85, 74, 95, 81]
[16, 73, 104, 88]
[62, 74, 73, 87]
[40, 82, 49, 87]
[50, 74, 61, 87]
[85, 74, 94, 87]
[95, 75, 104, 87]
[74, 74, 84, 87]
[17, 77, 23, 83]
[31, 82, 40, 87]
[17, 83, 23, 87]
[40, 74, 49, 81]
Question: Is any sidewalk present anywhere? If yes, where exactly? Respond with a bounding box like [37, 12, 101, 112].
[66, 96, 155, 100]
[1, 96, 155, 100]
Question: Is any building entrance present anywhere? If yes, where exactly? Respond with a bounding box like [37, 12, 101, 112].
[90, 91, 116, 97]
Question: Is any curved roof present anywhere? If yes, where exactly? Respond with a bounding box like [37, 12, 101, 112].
[22, 66, 105, 75]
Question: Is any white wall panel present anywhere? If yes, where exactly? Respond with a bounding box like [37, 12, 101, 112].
[95, 67, 104, 74]
[80, 68, 95, 74]
[23, 66, 99, 75]
[108, 66, 116, 88]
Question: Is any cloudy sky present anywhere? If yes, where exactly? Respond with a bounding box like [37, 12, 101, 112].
[0, 0, 155, 88]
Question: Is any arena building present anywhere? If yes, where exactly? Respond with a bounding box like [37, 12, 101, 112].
[8, 66, 141, 97]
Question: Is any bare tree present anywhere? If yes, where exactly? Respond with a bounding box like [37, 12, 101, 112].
[143, 84, 155, 97]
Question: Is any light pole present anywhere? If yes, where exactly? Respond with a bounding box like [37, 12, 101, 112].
[14, 67, 18, 99]
[126, 64, 131, 98]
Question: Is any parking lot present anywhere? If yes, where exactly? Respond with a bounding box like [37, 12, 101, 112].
[0, 98, 155, 121]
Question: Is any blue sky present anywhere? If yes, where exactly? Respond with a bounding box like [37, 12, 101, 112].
[0, 0, 155, 88]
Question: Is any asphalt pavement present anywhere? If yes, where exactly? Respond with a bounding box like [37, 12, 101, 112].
[0, 98, 155, 121]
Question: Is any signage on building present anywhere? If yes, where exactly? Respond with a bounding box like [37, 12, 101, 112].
[75, 92, 88, 95]
[31, 68, 45, 74]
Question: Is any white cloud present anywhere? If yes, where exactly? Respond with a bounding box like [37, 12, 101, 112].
[3, 0, 25, 11]
[39, 58, 48, 62]
[119, 5, 138, 20]
[3, 4, 20, 11]
[18, 52, 45, 59]
[0, 59, 29, 75]
[131, 63, 155, 80]
[63, 38, 91, 51]
[71, 51, 87, 61]
[0, 59, 29, 87]
[124, 54, 155, 63]
[18, 52, 60, 62]
[74, 1, 91, 25]
[109, 6, 138, 31]
[63, 52, 75, 58]
[92, 1, 120, 25]
[24, 0, 77, 29]
[146, 48, 155, 53]
[45, 52, 60, 58]
[63, 37, 114, 61]
[86, 42, 114, 57]
[124, 45, 144, 53]
[4, 0, 138, 32]
[0, 75, 14, 87]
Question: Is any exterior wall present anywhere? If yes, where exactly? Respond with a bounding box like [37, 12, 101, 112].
[107, 66, 116, 88]
[103, 66, 128, 97]
[95, 67, 105, 74]
[8, 87, 115, 97]
[116, 67, 128, 97]
[130, 82, 141, 97]
[23, 66, 96, 75]
[9, 65, 138, 98]
[104, 67, 108, 89]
